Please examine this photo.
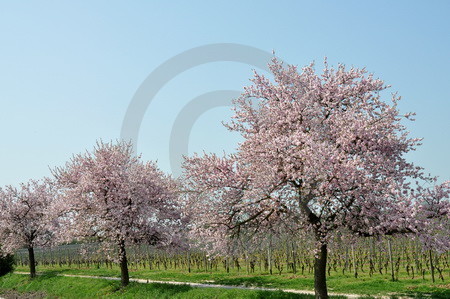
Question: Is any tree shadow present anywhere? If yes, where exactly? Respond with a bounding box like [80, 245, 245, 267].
[254, 291, 315, 298]
[147, 282, 193, 293]
[36, 271, 59, 278]
[215, 276, 276, 287]
[113, 282, 193, 297]
[253, 291, 349, 298]
[402, 290, 450, 299]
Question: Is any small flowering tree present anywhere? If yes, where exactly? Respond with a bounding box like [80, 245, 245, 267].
[0, 179, 56, 278]
[412, 182, 450, 250]
[53, 141, 183, 286]
[183, 59, 450, 298]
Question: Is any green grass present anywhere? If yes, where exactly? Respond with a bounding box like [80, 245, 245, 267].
[0, 273, 344, 299]
[12, 264, 450, 298]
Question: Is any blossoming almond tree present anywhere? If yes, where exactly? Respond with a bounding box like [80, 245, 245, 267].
[0, 179, 56, 278]
[183, 59, 450, 298]
[53, 141, 183, 286]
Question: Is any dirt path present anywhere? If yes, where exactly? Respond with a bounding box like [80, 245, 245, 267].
[13, 272, 397, 298]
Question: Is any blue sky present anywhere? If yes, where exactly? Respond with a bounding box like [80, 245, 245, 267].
[1, 1, 449, 186]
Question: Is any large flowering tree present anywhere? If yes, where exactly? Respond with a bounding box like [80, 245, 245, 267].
[0, 179, 56, 278]
[53, 141, 183, 286]
[183, 59, 450, 298]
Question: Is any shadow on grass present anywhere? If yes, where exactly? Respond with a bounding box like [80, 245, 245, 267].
[358, 291, 450, 299]
[402, 290, 450, 299]
[252, 291, 348, 299]
[147, 282, 192, 293]
[252, 290, 313, 299]
[215, 276, 278, 287]
[36, 270, 60, 278]
[112, 282, 194, 298]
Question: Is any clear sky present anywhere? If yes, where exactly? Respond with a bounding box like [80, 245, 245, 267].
[1, 1, 449, 187]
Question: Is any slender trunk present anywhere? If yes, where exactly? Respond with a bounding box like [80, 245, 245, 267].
[351, 244, 358, 278]
[187, 251, 191, 273]
[267, 238, 272, 275]
[292, 241, 297, 274]
[388, 238, 395, 281]
[314, 243, 328, 299]
[28, 246, 36, 278]
[245, 251, 249, 274]
[226, 256, 230, 273]
[429, 249, 435, 283]
[118, 240, 129, 287]
[286, 242, 290, 272]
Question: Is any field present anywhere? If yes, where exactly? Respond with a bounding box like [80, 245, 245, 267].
[0, 273, 323, 299]
[2, 236, 449, 298]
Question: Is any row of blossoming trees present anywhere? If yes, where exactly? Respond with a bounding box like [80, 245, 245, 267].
[0, 142, 187, 287]
[1, 59, 449, 298]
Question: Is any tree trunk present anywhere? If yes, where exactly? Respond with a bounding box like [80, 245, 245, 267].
[314, 243, 328, 299]
[429, 249, 435, 283]
[187, 251, 191, 273]
[28, 246, 36, 278]
[351, 244, 358, 278]
[388, 238, 395, 281]
[118, 240, 129, 287]
[268, 244, 272, 275]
